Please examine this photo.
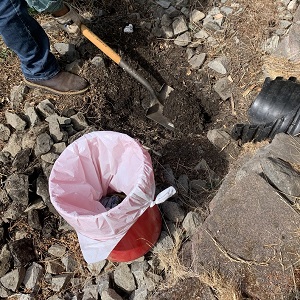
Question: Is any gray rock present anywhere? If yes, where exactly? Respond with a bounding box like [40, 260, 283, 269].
[113, 263, 136, 292]
[65, 59, 84, 74]
[221, 6, 233, 15]
[213, 77, 232, 100]
[194, 159, 220, 186]
[162, 164, 176, 186]
[10, 84, 28, 110]
[35, 132, 53, 157]
[161, 26, 174, 38]
[165, 6, 180, 18]
[177, 174, 189, 197]
[9, 239, 35, 267]
[0, 283, 12, 298]
[190, 9, 205, 23]
[203, 16, 221, 31]
[161, 201, 185, 222]
[101, 288, 123, 300]
[22, 124, 48, 149]
[22, 262, 44, 292]
[288, 0, 298, 11]
[52, 142, 66, 154]
[51, 274, 71, 292]
[5, 111, 27, 131]
[27, 210, 42, 231]
[54, 43, 79, 62]
[91, 56, 105, 68]
[174, 32, 191, 46]
[87, 260, 107, 275]
[151, 26, 163, 37]
[194, 29, 209, 39]
[0, 267, 25, 292]
[48, 244, 67, 257]
[161, 14, 172, 27]
[0, 124, 10, 141]
[156, 0, 171, 9]
[45, 115, 68, 143]
[130, 288, 148, 300]
[0, 244, 11, 277]
[36, 99, 56, 118]
[41, 160, 53, 180]
[0, 151, 11, 165]
[152, 231, 174, 252]
[96, 273, 110, 295]
[188, 53, 206, 69]
[5, 173, 29, 204]
[190, 179, 207, 192]
[2, 132, 22, 157]
[82, 285, 99, 300]
[181, 7, 189, 18]
[70, 112, 88, 131]
[172, 16, 188, 35]
[24, 105, 41, 127]
[12, 148, 31, 171]
[182, 211, 203, 236]
[46, 260, 65, 274]
[36, 174, 56, 214]
[263, 35, 280, 53]
[40, 152, 59, 164]
[186, 48, 194, 60]
[279, 19, 292, 29]
[61, 254, 78, 272]
[208, 57, 228, 74]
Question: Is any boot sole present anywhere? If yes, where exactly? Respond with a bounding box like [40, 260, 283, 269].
[24, 79, 89, 95]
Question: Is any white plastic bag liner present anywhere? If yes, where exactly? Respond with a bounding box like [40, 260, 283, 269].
[49, 131, 176, 263]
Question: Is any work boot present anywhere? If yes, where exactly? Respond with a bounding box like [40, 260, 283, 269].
[24, 71, 89, 95]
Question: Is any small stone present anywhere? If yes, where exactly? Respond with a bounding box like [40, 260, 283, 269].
[46, 260, 65, 274]
[5, 173, 29, 204]
[0, 245, 11, 277]
[221, 6, 233, 15]
[161, 201, 185, 222]
[24, 105, 41, 127]
[288, 0, 298, 11]
[36, 99, 56, 118]
[177, 174, 189, 197]
[114, 263, 136, 292]
[263, 35, 280, 53]
[91, 56, 105, 68]
[172, 16, 188, 35]
[190, 9, 205, 23]
[70, 112, 89, 131]
[213, 77, 232, 100]
[10, 84, 28, 110]
[54, 43, 79, 62]
[27, 210, 42, 231]
[162, 164, 176, 186]
[52, 142, 66, 154]
[194, 29, 209, 39]
[5, 111, 27, 131]
[0, 124, 10, 141]
[65, 59, 84, 74]
[161, 26, 174, 38]
[2, 133, 22, 158]
[174, 32, 191, 46]
[87, 260, 107, 275]
[48, 244, 67, 257]
[153, 231, 174, 252]
[40, 152, 59, 164]
[156, 0, 171, 8]
[12, 148, 31, 171]
[9, 239, 35, 267]
[96, 273, 110, 295]
[208, 57, 228, 74]
[45, 115, 68, 143]
[182, 211, 203, 236]
[0, 268, 25, 292]
[61, 255, 78, 272]
[35, 133, 53, 157]
[82, 285, 99, 300]
[165, 6, 180, 18]
[161, 14, 172, 27]
[22, 262, 44, 292]
[51, 274, 71, 292]
[101, 288, 123, 300]
[189, 53, 206, 69]
[203, 16, 221, 31]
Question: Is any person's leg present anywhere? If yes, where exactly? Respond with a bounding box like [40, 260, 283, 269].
[0, 0, 89, 94]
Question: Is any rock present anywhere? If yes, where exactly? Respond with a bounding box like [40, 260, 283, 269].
[174, 32, 191, 46]
[162, 164, 176, 186]
[0, 283, 12, 298]
[0, 268, 25, 292]
[96, 273, 110, 295]
[45, 260, 65, 274]
[61, 255, 78, 272]
[34, 132, 53, 157]
[8, 239, 36, 267]
[22, 262, 44, 292]
[24, 105, 41, 127]
[87, 260, 107, 275]
[65, 59, 84, 74]
[54, 43, 79, 62]
[0, 244, 11, 277]
[194, 29, 209, 39]
[161, 26, 174, 38]
[27, 210, 42, 231]
[48, 244, 67, 257]
[52, 142, 66, 154]
[70, 112, 89, 131]
[36, 99, 56, 118]
[161, 14, 172, 27]
[82, 285, 99, 300]
[40, 152, 59, 164]
[51, 274, 71, 292]
[194, 159, 220, 186]
[91, 55, 105, 68]
[221, 6, 233, 15]
[22, 124, 48, 149]
[203, 16, 221, 31]
[190, 9, 205, 23]
[190, 179, 207, 192]
[113, 263, 136, 292]
[5, 111, 27, 131]
[5, 173, 29, 204]
[177, 174, 189, 197]
[208, 57, 228, 74]
[45, 114, 69, 142]
[36, 174, 56, 214]
[263, 35, 280, 53]
[10, 84, 28, 110]
[165, 6, 180, 18]
[213, 77, 232, 100]
[182, 211, 203, 236]
[0, 151, 11, 165]
[153, 231, 174, 252]
[156, 0, 171, 9]
[101, 288, 123, 300]
[188, 53, 206, 69]
[0, 124, 10, 141]
[172, 16, 188, 35]
[12, 148, 31, 171]
[130, 288, 148, 300]
[161, 201, 185, 222]
[288, 0, 298, 11]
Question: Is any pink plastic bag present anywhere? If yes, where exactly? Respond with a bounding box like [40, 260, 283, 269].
[49, 131, 176, 263]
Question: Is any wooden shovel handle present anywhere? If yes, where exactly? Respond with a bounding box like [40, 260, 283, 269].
[80, 24, 121, 65]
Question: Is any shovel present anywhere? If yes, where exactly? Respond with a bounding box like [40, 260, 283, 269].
[81, 24, 174, 130]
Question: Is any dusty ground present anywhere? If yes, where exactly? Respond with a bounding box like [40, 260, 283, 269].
[0, 0, 280, 298]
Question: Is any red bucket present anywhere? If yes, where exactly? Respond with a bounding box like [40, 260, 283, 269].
[108, 205, 162, 262]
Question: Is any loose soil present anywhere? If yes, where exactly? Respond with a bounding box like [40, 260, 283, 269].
[0, 0, 280, 298]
